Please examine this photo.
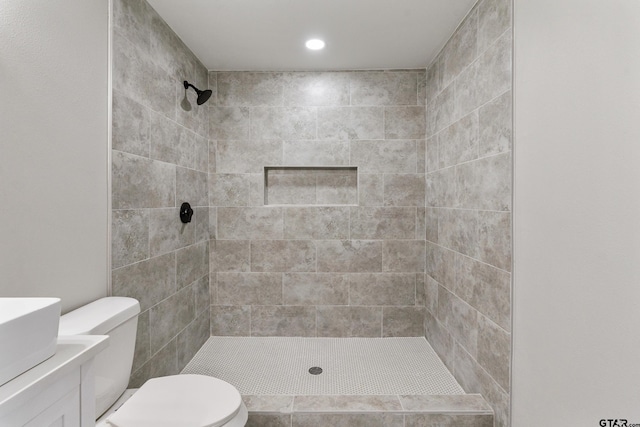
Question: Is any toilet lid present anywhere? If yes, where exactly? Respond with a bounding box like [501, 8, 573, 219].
[106, 375, 243, 427]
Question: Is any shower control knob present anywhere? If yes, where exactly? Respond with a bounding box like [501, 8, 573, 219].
[180, 202, 194, 223]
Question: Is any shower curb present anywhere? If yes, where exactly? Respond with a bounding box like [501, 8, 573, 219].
[243, 393, 494, 426]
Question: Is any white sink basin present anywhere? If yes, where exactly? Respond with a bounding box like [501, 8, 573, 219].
[0, 298, 61, 386]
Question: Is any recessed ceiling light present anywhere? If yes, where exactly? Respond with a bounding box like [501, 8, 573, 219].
[305, 39, 325, 50]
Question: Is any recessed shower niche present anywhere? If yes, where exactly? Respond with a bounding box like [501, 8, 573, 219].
[264, 166, 358, 206]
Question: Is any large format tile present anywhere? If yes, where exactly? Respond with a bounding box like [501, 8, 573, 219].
[217, 72, 283, 106]
[283, 72, 350, 106]
[349, 274, 415, 306]
[251, 240, 317, 272]
[383, 174, 425, 207]
[350, 71, 418, 106]
[251, 306, 316, 337]
[149, 285, 195, 354]
[210, 240, 251, 272]
[316, 240, 382, 273]
[149, 207, 195, 256]
[317, 107, 384, 140]
[382, 307, 425, 337]
[112, 92, 150, 157]
[251, 107, 317, 140]
[385, 106, 426, 140]
[176, 241, 209, 289]
[350, 140, 417, 174]
[284, 207, 350, 240]
[283, 140, 349, 166]
[217, 207, 284, 239]
[112, 209, 149, 268]
[216, 139, 282, 174]
[283, 273, 349, 305]
[217, 273, 282, 305]
[477, 314, 510, 391]
[112, 253, 176, 311]
[456, 254, 511, 331]
[382, 240, 426, 273]
[350, 207, 416, 240]
[211, 305, 251, 336]
[316, 306, 382, 337]
[112, 151, 175, 209]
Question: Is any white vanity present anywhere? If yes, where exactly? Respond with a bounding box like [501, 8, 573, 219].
[0, 336, 108, 427]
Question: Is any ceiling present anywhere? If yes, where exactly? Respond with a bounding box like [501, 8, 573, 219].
[146, 0, 478, 71]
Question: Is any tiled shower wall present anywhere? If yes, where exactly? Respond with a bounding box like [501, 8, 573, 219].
[208, 70, 428, 337]
[110, 0, 210, 387]
[424, 0, 512, 425]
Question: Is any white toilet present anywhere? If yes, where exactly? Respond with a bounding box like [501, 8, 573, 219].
[58, 297, 248, 427]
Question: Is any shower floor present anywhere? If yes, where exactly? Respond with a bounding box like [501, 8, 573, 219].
[181, 336, 464, 395]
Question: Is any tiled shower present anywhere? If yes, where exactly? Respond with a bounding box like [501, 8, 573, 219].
[110, 0, 512, 425]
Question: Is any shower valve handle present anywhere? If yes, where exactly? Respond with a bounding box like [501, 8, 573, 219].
[180, 202, 194, 224]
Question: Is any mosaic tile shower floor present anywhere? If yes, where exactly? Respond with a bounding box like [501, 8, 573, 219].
[181, 337, 464, 395]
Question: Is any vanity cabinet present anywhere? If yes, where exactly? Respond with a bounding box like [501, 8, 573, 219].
[0, 336, 108, 427]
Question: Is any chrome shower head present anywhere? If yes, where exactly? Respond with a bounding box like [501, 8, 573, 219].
[183, 80, 212, 105]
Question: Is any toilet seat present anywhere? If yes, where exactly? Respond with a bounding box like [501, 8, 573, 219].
[105, 374, 246, 427]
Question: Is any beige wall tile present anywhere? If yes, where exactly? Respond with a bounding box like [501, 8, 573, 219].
[211, 305, 250, 336]
[456, 153, 511, 211]
[317, 107, 384, 140]
[284, 207, 350, 240]
[149, 285, 194, 353]
[217, 139, 282, 174]
[112, 253, 176, 311]
[112, 92, 150, 157]
[358, 174, 384, 206]
[251, 107, 317, 140]
[350, 207, 416, 239]
[316, 240, 382, 272]
[316, 306, 382, 337]
[283, 140, 349, 166]
[382, 240, 426, 273]
[112, 151, 175, 209]
[350, 71, 418, 106]
[382, 307, 425, 337]
[210, 240, 250, 272]
[479, 90, 512, 157]
[217, 72, 283, 106]
[384, 174, 426, 207]
[385, 106, 426, 139]
[251, 240, 317, 272]
[112, 209, 149, 268]
[283, 273, 349, 305]
[350, 140, 417, 173]
[438, 112, 479, 169]
[251, 306, 316, 337]
[349, 273, 416, 306]
[217, 272, 282, 305]
[316, 173, 358, 205]
[176, 241, 209, 289]
[477, 314, 510, 391]
[209, 107, 251, 140]
[217, 207, 284, 240]
[283, 72, 350, 106]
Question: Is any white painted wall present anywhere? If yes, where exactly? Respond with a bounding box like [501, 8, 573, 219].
[0, 0, 109, 312]
[513, 0, 640, 424]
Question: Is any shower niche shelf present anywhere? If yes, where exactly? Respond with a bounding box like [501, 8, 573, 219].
[264, 166, 357, 206]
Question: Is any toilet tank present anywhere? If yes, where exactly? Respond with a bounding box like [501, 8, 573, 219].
[59, 297, 140, 418]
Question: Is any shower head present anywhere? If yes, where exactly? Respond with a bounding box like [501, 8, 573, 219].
[183, 81, 212, 105]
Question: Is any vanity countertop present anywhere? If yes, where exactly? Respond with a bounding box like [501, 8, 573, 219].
[0, 335, 108, 418]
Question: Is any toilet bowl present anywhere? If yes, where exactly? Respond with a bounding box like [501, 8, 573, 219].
[59, 297, 247, 427]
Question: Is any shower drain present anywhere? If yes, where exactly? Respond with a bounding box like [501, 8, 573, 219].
[308, 367, 323, 375]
